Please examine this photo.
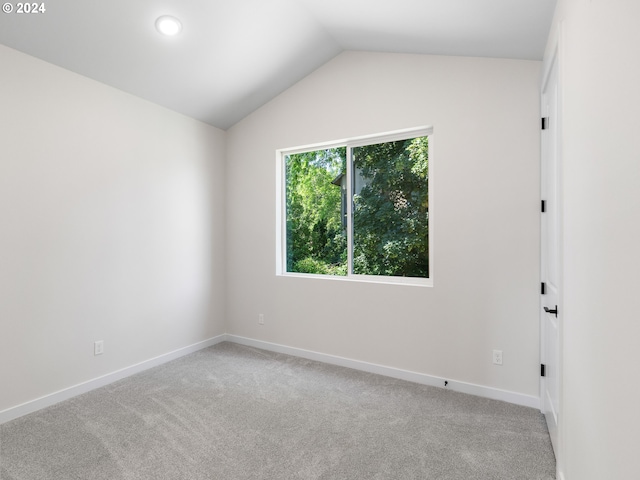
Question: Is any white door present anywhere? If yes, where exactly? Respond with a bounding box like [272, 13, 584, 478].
[541, 54, 561, 455]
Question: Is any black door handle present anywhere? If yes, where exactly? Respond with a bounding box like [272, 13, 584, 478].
[544, 306, 558, 317]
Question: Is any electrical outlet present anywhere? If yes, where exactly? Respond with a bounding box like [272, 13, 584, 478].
[493, 349, 503, 365]
[258, 314, 264, 325]
[94, 340, 104, 356]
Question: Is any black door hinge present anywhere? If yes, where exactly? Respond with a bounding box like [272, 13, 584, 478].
[541, 364, 546, 377]
[541, 282, 546, 295]
[542, 117, 549, 130]
[541, 200, 546, 212]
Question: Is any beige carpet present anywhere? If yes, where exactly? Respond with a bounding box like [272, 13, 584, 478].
[0, 342, 555, 479]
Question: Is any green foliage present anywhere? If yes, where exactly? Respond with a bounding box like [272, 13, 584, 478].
[293, 257, 330, 274]
[285, 136, 429, 279]
[293, 256, 348, 276]
[353, 136, 429, 277]
[286, 148, 347, 275]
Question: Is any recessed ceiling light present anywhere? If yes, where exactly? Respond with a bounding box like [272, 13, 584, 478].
[155, 16, 182, 36]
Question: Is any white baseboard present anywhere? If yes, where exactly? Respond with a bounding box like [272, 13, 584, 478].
[1, 333, 540, 425]
[0, 335, 227, 425]
[226, 335, 540, 409]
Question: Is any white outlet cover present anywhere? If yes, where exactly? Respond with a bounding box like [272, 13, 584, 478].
[493, 350, 503, 365]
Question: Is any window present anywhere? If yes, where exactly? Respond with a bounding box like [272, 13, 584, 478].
[277, 127, 431, 286]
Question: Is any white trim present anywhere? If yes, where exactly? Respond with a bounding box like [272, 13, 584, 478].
[226, 335, 540, 409]
[276, 126, 433, 287]
[277, 126, 433, 156]
[1, 333, 540, 425]
[275, 149, 285, 275]
[278, 271, 432, 287]
[541, 44, 559, 94]
[540, 20, 565, 474]
[0, 335, 227, 425]
[346, 144, 354, 272]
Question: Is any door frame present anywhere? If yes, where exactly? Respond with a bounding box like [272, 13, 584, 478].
[540, 22, 564, 478]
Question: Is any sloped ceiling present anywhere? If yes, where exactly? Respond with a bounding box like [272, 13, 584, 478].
[0, 0, 556, 129]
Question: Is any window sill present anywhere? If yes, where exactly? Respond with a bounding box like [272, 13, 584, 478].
[277, 272, 433, 287]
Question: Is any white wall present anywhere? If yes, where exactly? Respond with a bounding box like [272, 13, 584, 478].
[226, 52, 541, 398]
[0, 45, 227, 413]
[544, 0, 640, 478]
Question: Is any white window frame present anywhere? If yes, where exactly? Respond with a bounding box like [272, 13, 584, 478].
[276, 126, 433, 287]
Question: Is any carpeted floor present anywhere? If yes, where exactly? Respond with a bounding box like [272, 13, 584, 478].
[0, 342, 556, 479]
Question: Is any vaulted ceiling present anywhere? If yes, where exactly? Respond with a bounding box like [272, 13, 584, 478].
[0, 0, 556, 129]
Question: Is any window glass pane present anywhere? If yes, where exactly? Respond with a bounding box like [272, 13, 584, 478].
[285, 148, 347, 275]
[352, 137, 429, 278]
